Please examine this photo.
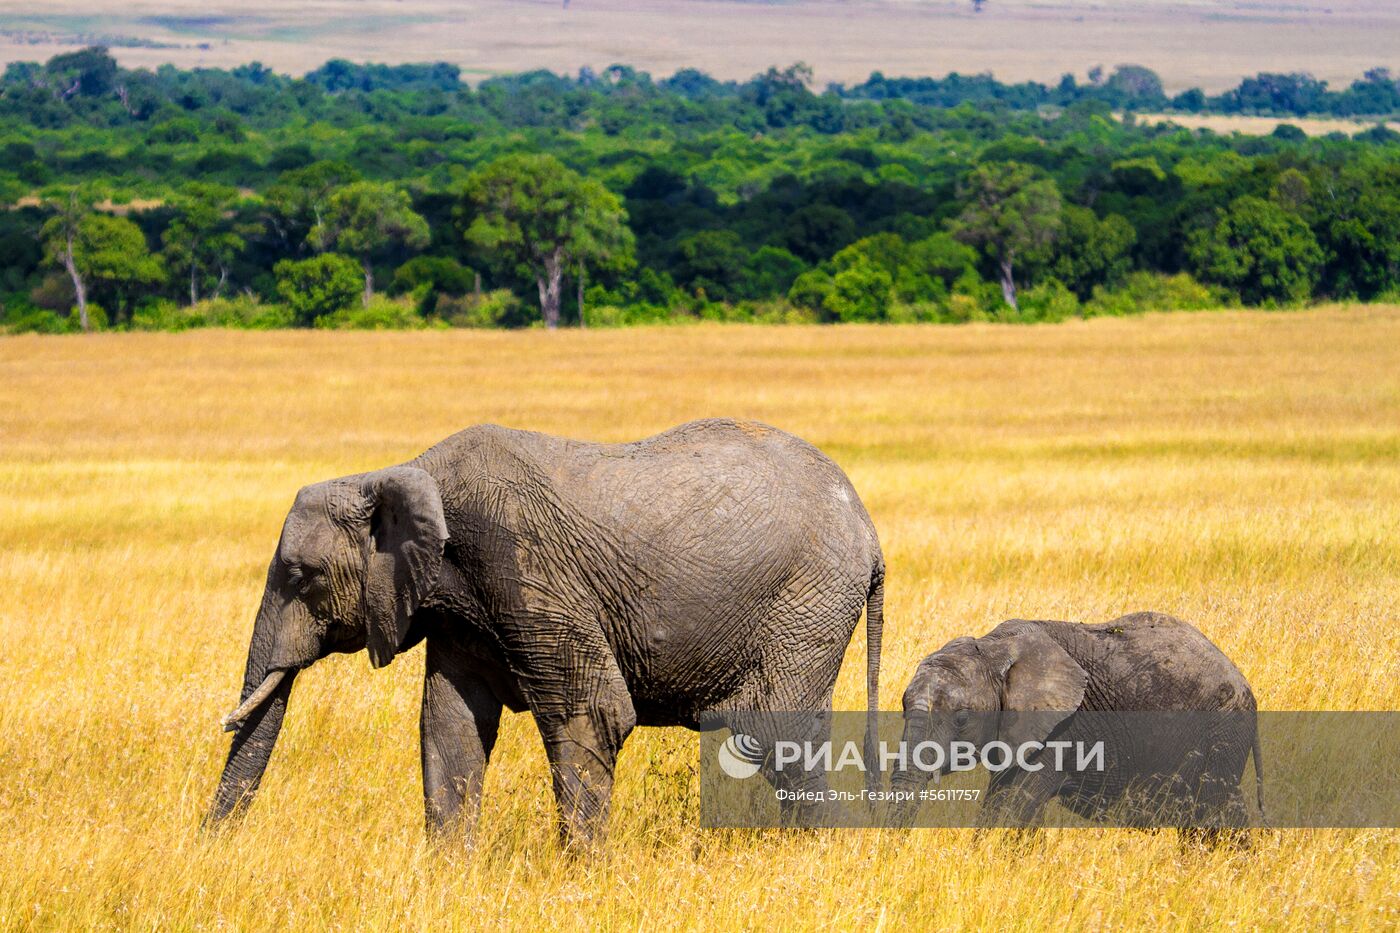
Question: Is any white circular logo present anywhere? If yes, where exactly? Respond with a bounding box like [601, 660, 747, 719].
[717, 733, 765, 779]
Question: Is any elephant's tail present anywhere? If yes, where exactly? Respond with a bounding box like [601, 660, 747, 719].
[863, 568, 885, 794]
[1252, 726, 1265, 821]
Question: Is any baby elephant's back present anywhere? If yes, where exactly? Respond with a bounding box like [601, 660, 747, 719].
[1063, 612, 1256, 712]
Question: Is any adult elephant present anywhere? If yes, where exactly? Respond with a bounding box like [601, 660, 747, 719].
[208, 419, 885, 844]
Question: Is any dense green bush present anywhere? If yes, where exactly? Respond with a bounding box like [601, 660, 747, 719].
[697, 300, 821, 325]
[275, 254, 363, 326]
[885, 302, 945, 324]
[3, 306, 80, 334]
[316, 296, 437, 330]
[204, 296, 296, 329]
[787, 270, 837, 319]
[828, 256, 894, 322]
[130, 296, 294, 330]
[584, 302, 707, 327]
[434, 290, 527, 328]
[1188, 196, 1325, 306]
[1085, 272, 1225, 317]
[129, 299, 194, 331]
[1015, 278, 1082, 322]
[1, 297, 107, 333]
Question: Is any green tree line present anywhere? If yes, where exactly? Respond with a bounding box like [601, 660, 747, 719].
[4, 49, 1400, 332]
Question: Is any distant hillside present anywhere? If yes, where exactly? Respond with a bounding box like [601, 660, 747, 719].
[1, 0, 1397, 92]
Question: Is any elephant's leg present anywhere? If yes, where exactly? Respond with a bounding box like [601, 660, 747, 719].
[700, 584, 865, 826]
[746, 704, 837, 827]
[420, 637, 502, 839]
[709, 676, 845, 826]
[530, 630, 637, 847]
[1183, 730, 1254, 844]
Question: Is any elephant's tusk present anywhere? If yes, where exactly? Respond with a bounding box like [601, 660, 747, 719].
[221, 670, 287, 732]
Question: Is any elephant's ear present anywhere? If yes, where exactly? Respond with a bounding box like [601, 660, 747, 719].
[980, 620, 1087, 749]
[359, 466, 448, 669]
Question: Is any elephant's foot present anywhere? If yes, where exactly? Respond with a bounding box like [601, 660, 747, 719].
[426, 821, 483, 854]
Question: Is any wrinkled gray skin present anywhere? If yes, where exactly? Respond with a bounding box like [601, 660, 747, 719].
[208, 419, 884, 844]
[893, 612, 1262, 830]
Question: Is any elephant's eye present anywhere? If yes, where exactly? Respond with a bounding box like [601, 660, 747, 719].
[287, 564, 310, 593]
[954, 709, 970, 727]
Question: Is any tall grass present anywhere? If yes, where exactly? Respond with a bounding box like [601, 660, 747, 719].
[1, 307, 1397, 929]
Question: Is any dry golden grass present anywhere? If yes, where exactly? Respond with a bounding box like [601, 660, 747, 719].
[2, 307, 1398, 929]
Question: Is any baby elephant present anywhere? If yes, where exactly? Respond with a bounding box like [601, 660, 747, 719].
[893, 612, 1262, 832]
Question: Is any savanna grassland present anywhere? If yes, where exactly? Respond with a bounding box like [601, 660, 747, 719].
[2, 308, 1399, 929]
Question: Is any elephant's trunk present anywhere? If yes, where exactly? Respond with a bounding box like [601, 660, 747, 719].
[893, 712, 928, 782]
[888, 714, 934, 826]
[205, 563, 317, 827]
[206, 670, 296, 824]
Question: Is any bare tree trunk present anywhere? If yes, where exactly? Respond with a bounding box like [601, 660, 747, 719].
[999, 254, 1018, 311]
[361, 257, 374, 308]
[473, 271, 482, 301]
[537, 251, 564, 328]
[62, 233, 90, 333]
[190, 263, 199, 306]
[215, 265, 229, 299]
[577, 265, 586, 328]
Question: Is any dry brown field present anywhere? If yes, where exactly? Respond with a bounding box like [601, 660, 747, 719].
[1132, 112, 1390, 137]
[1, 0, 1398, 92]
[1, 308, 1398, 928]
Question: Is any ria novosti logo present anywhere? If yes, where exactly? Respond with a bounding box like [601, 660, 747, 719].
[714, 733, 1107, 779]
[717, 733, 765, 779]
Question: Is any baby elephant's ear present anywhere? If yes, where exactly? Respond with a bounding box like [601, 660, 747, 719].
[980, 621, 1087, 748]
[359, 466, 448, 669]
